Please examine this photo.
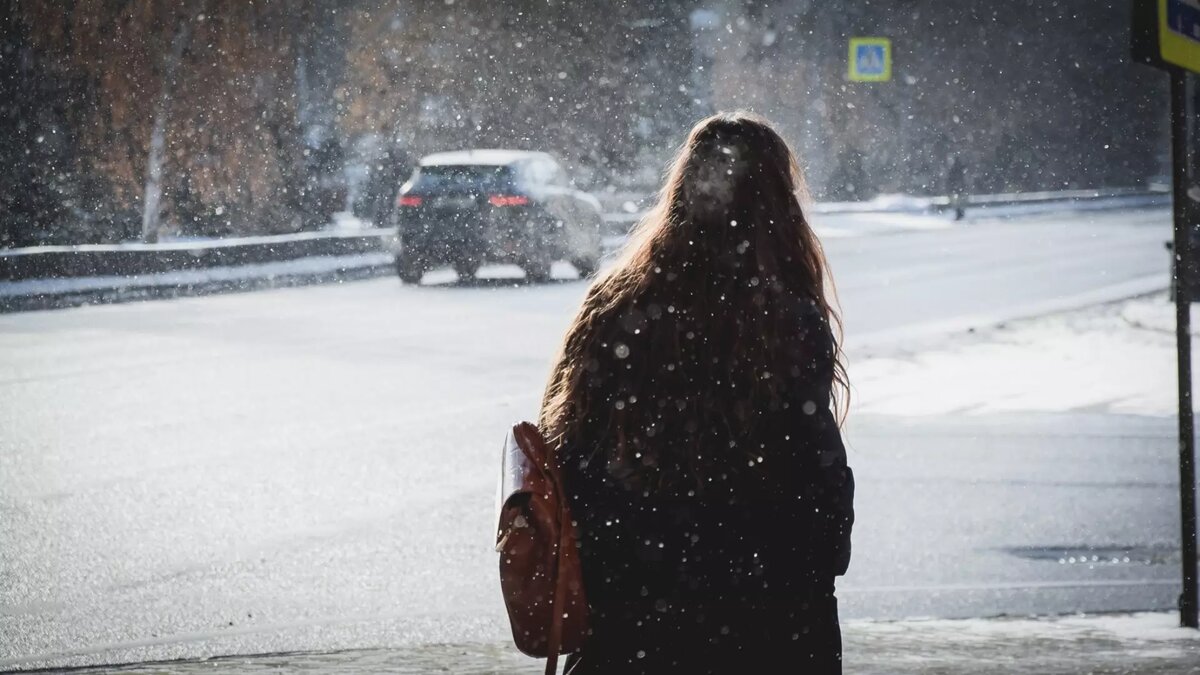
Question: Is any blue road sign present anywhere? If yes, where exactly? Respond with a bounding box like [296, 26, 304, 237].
[848, 37, 891, 82]
[857, 45, 885, 75]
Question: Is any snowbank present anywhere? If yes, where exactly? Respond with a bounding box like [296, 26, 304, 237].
[850, 294, 1187, 417]
[0, 252, 393, 298]
[1121, 294, 1200, 336]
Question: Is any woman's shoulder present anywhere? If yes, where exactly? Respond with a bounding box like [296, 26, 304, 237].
[774, 291, 835, 372]
[776, 291, 830, 335]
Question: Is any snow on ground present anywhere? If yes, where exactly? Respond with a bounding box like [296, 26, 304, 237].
[1122, 296, 1200, 335]
[842, 611, 1200, 675]
[605, 209, 962, 245]
[848, 611, 1196, 643]
[0, 253, 394, 298]
[54, 612, 1197, 674]
[849, 294, 1186, 418]
[812, 211, 957, 238]
[327, 211, 374, 231]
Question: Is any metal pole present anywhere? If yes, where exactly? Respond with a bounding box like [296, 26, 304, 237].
[1170, 67, 1199, 629]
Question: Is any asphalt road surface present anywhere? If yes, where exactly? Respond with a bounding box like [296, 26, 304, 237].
[0, 208, 1183, 670]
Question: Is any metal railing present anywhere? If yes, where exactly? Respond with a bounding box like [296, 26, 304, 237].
[0, 229, 395, 281]
[0, 187, 1169, 282]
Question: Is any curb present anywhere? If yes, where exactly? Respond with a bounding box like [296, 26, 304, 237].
[10, 613, 1197, 674]
[851, 274, 1170, 350]
[1121, 295, 1200, 336]
[0, 254, 395, 313]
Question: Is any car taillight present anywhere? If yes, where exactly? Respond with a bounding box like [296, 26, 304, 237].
[488, 195, 529, 207]
[397, 195, 423, 207]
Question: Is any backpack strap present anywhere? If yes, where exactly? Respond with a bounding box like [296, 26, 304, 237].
[545, 486, 572, 675]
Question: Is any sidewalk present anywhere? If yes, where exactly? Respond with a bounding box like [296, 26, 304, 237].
[1121, 294, 1200, 336]
[849, 293, 1185, 418]
[63, 613, 1198, 674]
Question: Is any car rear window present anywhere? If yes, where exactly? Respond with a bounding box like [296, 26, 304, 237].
[414, 165, 514, 191]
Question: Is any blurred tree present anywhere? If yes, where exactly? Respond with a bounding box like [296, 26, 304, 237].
[339, 0, 695, 191]
[0, 0, 138, 246]
[9, 0, 334, 244]
[169, 0, 311, 236]
[0, 0, 76, 247]
[141, 1, 202, 242]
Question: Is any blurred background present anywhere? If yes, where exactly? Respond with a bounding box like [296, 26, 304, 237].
[0, 0, 1172, 247]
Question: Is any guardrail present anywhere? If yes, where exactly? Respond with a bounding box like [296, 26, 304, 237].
[0, 187, 1170, 283]
[0, 229, 395, 281]
[602, 187, 1170, 224]
[951, 187, 1170, 213]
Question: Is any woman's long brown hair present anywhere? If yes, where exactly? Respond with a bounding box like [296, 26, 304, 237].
[539, 111, 847, 494]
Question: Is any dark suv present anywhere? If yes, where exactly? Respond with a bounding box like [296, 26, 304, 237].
[392, 150, 604, 284]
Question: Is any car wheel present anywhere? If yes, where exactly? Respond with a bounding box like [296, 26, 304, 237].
[572, 256, 599, 279]
[522, 256, 553, 284]
[396, 255, 426, 285]
[455, 256, 481, 280]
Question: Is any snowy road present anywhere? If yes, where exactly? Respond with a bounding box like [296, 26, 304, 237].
[0, 208, 1184, 670]
[820, 209, 1170, 345]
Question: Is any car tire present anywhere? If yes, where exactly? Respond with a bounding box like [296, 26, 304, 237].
[396, 254, 426, 285]
[572, 212, 604, 279]
[455, 256, 481, 281]
[572, 256, 599, 279]
[522, 255, 553, 284]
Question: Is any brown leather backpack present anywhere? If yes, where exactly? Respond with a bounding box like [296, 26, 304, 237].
[496, 422, 589, 674]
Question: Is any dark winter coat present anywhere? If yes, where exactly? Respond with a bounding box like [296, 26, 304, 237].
[560, 295, 855, 674]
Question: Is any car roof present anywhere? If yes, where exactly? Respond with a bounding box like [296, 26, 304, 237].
[419, 149, 552, 167]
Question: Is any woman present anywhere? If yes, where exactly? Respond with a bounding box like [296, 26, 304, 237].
[540, 112, 854, 674]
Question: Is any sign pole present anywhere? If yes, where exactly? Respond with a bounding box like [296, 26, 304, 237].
[1171, 66, 1199, 630]
[1131, 0, 1200, 629]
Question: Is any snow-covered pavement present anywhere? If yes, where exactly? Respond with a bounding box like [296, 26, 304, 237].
[0, 253, 394, 300]
[56, 612, 1198, 674]
[813, 210, 959, 238]
[851, 294, 1188, 417]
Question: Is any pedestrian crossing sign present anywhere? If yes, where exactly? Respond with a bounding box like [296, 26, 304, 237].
[1160, 0, 1200, 73]
[849, 37, 892, 82]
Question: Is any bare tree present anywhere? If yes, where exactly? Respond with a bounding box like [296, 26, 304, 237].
[141, 4, 201, 242]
